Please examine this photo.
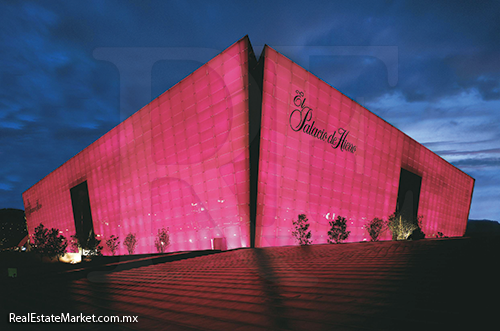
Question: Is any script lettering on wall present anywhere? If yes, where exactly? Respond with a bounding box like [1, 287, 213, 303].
[289, 90, 357, 153]
[25, 199, 42, 216]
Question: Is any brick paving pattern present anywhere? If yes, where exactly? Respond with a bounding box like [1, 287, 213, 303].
[2, 237, 499, 330]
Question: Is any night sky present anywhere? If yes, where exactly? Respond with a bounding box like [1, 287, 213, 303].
[1, 0, 498, 222]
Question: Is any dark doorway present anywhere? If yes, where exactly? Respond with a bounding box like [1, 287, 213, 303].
[396, 168, 422, 224]
[70, 181, 96, 249]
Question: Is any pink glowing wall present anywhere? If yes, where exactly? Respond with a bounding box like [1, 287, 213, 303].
[23, 37, 475, 254]
[23, 37, 251, 255]
[255, 46, 474, 247]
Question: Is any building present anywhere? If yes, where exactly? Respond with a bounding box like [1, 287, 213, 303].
[23, 36, 474, 255]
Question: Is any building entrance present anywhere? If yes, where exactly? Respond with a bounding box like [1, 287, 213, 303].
[396, 168, 422, 224]
[70, 181, 96, 249]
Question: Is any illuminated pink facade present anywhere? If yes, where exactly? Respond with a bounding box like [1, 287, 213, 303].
[23, 37, 252, 255]
[23, 37, 474, 255]
[255, 46, 474, 247]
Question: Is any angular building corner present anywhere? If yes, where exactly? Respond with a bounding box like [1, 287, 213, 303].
[23, 36, 254, 255]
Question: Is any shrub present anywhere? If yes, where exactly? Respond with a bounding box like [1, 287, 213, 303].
[32, 223, 67, 259]
[364, 217, 387, 241]
[154, 227, 170, 253]
[328, 215, 351, 244]
[71, 233, 103, 257]
[436, 231, 448, 238]
[292, 214, 312, 245]
[408, 227, 425, 240]
[388, 213, 424, 240]
[69, 234, 80, 253]
[124, 233, 137, 255]
[106, 235, 120, 256]
[85, 237, 103, 257]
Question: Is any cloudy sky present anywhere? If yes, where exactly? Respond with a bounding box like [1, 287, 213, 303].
[1, 0, 499, 221]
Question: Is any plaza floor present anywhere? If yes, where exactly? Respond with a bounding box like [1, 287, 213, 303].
[2, 236, 499, 330]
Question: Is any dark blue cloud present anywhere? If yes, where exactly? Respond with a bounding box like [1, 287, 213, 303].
[0, 0, 499, 221]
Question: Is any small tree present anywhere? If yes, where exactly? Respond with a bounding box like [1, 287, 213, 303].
[328, 215, 351, 244]
[69, 234, 80, 253]
[106, 235, 120, 256]
[124, 233, 137, 255]
[32, 223, 67, 260]
[388, 213, 418, 240]
[292, 214, 312, 245]
[365, 217, 387, 242]
[154, 227, 170, 253]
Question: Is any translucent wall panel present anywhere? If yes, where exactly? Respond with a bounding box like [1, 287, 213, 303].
[255, 46, 474, 247]
[23, 37, 251, 255]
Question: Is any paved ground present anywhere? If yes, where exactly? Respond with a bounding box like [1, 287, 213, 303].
[2, 237, 499, 330]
